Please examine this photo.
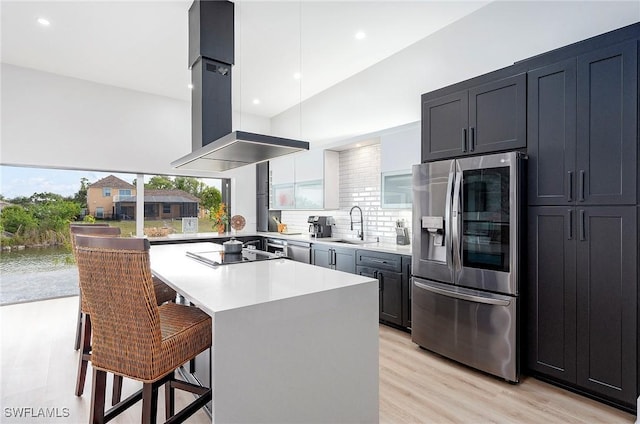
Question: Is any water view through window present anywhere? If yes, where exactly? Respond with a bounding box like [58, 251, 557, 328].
[0, 165, 224, 305]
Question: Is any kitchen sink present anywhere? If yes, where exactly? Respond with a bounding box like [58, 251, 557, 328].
[333, 239, 369, 245]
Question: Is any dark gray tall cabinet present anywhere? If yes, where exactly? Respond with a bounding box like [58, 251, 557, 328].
[256, 161, 269, 231]
[526, 35, 638, 410]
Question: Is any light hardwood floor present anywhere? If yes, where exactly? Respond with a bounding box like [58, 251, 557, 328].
[1, 296, 636, 423]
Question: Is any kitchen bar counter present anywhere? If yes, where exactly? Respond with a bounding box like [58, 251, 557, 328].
[150, 242, 379, 423]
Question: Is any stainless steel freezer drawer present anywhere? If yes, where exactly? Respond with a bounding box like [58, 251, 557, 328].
[411, 277, 519, 382]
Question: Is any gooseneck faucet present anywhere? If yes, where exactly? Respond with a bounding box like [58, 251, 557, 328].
[349, 205, 364, 240]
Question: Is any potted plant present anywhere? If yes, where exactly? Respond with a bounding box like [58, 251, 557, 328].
[211, 203, 229, 234]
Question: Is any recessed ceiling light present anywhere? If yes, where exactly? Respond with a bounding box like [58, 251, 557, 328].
[355, 31, 366, 40]
[187, 83, 194, 89]
[293, 72, 301, 80]
[252, 99, 260, 105]
[37, 17, 50, 26]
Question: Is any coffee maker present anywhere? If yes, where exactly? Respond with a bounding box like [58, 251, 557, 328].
[308, 216, 334, 238]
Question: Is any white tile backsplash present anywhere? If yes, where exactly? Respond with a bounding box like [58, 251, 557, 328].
[280, 144, 412, 244]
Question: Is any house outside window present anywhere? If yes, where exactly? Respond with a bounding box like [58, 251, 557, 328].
[119, 189, 131, 196]
[163, 203, 171, 214]
[102, 187, 111, 197]
[96, 207, 104, 218]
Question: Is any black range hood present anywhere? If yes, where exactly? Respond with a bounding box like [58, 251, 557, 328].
[172, 0, 309, 172]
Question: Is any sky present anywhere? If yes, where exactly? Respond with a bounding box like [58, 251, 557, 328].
[0, 165, 222, 200]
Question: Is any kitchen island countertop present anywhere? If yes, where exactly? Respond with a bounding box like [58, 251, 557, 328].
[150, 242, 379, 423]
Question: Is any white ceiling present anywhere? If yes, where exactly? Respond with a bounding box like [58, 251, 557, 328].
[0, 0, 489, 119]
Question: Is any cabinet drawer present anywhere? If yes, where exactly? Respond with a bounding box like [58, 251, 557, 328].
[355, 250, 402, 272]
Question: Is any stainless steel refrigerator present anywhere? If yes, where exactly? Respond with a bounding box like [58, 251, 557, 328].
[411, 151, 524, 382]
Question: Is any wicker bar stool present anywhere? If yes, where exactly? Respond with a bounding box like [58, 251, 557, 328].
[71, 225, 177, 351]
[75, 235, 211, 424]
[70, 225, 178, 405]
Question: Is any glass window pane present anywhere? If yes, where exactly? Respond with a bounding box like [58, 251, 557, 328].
[461, 167, 510, 272]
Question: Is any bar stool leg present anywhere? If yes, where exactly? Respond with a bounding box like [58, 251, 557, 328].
[75, 314, 91, 396]
[165, 371, 175, 419]
[111, 375, 123, 405]
[141, 382, 159, 424]
[90, 369, 107, 424]
[74, 296, 83, 351]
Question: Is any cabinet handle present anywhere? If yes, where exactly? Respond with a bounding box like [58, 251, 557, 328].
[567, 171, 573, 202]
[579, 210, 586, 241]
[469, 127, 475, 152]
[461, 128, 467, 152]
[370, 258, 388, 264]
[567, 209, 573, 240]
[328, 250, 333, 266]
[579, 170, 585, 202]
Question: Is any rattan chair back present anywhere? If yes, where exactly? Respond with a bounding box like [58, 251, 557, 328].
[74, 235, 164, 381]
[70, 225, 121, 312]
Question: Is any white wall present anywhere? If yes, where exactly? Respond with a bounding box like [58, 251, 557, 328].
[1, 64, 197, 176]
[281, 144, 412, 244]
[0, 63, 271, 179]
[272, 1, 640, 145]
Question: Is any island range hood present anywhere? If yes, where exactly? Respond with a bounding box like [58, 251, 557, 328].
[172, 0, 309, 172]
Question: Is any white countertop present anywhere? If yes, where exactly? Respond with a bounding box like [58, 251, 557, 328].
[259, 231, 413, 255]
[150, 242, 376, 315]
[150, 230, 413, 255]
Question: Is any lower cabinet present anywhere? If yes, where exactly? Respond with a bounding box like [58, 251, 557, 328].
[311, 244, 355, 274]
[356, 250, 405, 327]
[527, 206, 637, 408]
[401, 256, 412, 329]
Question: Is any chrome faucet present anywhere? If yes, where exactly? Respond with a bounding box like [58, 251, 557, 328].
[349, 206, 364, 240]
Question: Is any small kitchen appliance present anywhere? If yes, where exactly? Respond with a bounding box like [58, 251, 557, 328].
[308, 216, 334, 238]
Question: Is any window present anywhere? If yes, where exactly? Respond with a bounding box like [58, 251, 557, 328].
[163, 203, 171, 214]
[96, 207, 104, 218]
[119, 189, 131, 196]
[102, 187, 111, 197]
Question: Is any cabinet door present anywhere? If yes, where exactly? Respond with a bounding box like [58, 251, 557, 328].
[468, 73, 526, 155]
[401, 256, 412, 329]
[357, 266, 402, 326]
[421, 91, 468, 162]
[333, 247, 356, 274]
[527, 207, 577, 382]
[576, 41, 637, 205]
[576, 206, 637, 405]
[527, 60, 577, 205]
[379, 270, 403, 326]
[256, 162, 269, 195]
[311, 245, 331, 269]
[270, 156, 295, 209]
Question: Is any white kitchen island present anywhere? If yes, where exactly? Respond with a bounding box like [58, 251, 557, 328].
[150, 242, 379, 424]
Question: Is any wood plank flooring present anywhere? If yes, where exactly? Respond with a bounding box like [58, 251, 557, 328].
[1, 296, 636, 423]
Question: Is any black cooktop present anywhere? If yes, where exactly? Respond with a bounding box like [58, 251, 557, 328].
[186, 248, 281, 267]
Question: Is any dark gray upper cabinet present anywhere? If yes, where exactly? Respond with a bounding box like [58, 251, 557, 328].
[529, 41, 637, 206]
[527, 59, 577, 205]
[422, 73, 526, 162]
[576, 41, 637, 205]
[256, 161, 269, 195]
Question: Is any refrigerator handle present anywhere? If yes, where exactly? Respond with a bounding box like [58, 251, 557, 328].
[444, 170, 454, 271]
[414, 280, 510, 306]
[451, 171, 463, 274]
